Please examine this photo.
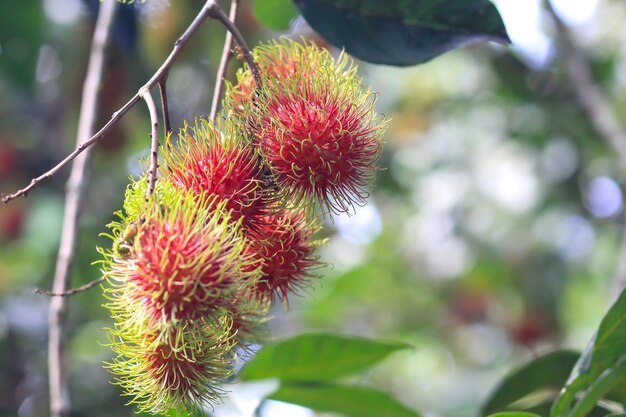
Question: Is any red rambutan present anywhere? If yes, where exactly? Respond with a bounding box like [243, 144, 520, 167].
[106, 316, 235, 414]
[164, 120, 274, 226]
[103, 184, 260, 326]
[229, 40, 386, 213]
[254, 85, 383, 213]
[244, 207, 323, 301]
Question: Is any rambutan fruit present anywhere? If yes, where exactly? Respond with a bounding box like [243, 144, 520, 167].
[106, 315, 235, 414]
[227, 39, 386, 214]
[163, 120, 274, 227]
[102, 180, 260, 326]
[244, 207, 323, 301]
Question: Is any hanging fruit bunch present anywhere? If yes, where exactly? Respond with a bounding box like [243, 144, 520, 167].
[98, 39, 386, 415]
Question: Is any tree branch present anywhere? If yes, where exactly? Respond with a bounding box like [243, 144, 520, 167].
[210, 0, 238, 122]
[1, 0, 227, 204]
[158, 78, 172, 137]
[544, 0, 626, 296]
[140, 88, 160, 199]
[544, 0, 626, 167]
[48, 2, 117, 417]
[36, 277, 105, 297]
[208, 2, 261, 87]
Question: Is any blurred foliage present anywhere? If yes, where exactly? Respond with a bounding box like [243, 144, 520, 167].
[2, 1, 626, 417]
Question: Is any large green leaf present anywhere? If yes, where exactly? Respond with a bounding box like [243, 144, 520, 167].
[269, 383, 420, 417]
[486, 413, 542, 417]
[482, 350, 580, 415]
[293, 0, 510, 66]
[239, 333, 411, 381]
[254, 0, 299, 31]
[552, 289, 626, 417]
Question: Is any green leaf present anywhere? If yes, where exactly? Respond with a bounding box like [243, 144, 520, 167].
[552, 289, 626, 417]
[239, 333, 411, 381]
[482, 350, 580, 415]
[486, 413, 543, 417]
[254, 0, 299, 30]
[293, 0, 510, 66]
[569, 358, 626, 417]
[269, 383, 420, 417]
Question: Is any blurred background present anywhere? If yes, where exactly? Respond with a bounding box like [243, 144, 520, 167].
[1, 0, 625, 416]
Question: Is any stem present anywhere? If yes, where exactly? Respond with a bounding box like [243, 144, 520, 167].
[543, 0, 626, 297]
[158, 78, 172, 137]
[210, 0, 238, 122]
[544, 0, 626, 166]
[36, 277, 105, 297]
[208, 2, 261, 87]
[140, 88, 160, 199]
[2, 0, 222, 204]
[48, 2, 117, 417]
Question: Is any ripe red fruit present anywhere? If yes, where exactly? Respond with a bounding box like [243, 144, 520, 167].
[107, 319, 235, 414]
[164, 120, 274, 226]
[104, 187, 259, 325]
[245, 208, 322, 301]
[230, 40, 386, 213]
[254, 86, 383, 213]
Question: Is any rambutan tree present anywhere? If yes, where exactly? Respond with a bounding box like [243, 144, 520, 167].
[2, 1, 626, 417]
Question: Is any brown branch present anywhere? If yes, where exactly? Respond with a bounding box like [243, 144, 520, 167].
[1, 0, 223, 204]
[544, 0, 626, 167]
[140, 88, 160, 199]
[48, 2, 117, 417]
[210, 0, 239, 122]
[544, 0, 626, 297]
[158, 78, 172, 136]
[208, 2, 261, 87]
[36, 277, 105, 297]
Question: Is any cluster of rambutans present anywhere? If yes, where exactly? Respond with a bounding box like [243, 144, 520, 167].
[98, 39, 385, 414]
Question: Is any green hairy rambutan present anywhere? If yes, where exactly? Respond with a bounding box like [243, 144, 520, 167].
[103, 180, 259, 325]
[106, 315, 236, 414]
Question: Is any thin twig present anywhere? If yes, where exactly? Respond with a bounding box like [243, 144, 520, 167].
[158, 78, 172, 136]
[2, 0, 224, 204]
[48, 2, 117, 417]
[210, 0, 238, 122]
[140, 88, 160, 199]
[208, 3, 261, 87]
[36, 277, 106, 297]
[544, 0, 626, 167]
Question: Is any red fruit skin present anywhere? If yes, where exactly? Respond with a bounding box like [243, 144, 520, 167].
[167, 136, 272, 227]
[255, 88, 382, 213]
[245, 209, 321, 301]
[129, 219, 237, 323]
[146, 343, 207, 396]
